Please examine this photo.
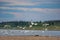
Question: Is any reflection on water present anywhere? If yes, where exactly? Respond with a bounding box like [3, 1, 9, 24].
[0, 29, 60, 36]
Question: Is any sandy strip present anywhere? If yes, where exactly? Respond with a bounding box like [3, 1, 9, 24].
[0, 36, 60, 40]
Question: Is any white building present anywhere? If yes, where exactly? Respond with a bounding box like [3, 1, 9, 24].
[43, 23, 49, 26]
[22, 27, 26, 29]
[29, 25, 32, 28]
[4, 25, 11, 28]
[34, 23, 38, 25]
[31, 22, 34, 25]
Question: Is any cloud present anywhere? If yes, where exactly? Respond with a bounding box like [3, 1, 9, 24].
[1, 0, 60, 6]
[1, 12, 23, 19]
[0, 0, 60, 22]
[0, 7, 60, 13]
[7, 2, 36, 6]
[1, 0, 60, 2]
[0, 0, 38, 6]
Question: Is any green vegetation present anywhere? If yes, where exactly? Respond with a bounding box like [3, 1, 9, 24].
[0, 20, 60, 30]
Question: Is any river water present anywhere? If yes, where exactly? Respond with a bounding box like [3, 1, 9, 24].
[0, 29, 60, 36]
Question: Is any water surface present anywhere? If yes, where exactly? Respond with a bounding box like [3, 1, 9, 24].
[0, 29, 60, 36]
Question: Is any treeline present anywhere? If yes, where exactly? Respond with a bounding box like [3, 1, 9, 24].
[0, 20, 60, 28]
[0, 21, 30, 27]
[44, 20, 60, 26]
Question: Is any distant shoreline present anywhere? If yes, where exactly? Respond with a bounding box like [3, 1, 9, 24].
[0, 29, 60, 31]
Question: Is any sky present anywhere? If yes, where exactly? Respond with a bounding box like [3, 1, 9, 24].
[0, 0, 60, 22]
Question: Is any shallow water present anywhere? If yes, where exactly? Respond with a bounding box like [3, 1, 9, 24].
[0, 29, 60, 36]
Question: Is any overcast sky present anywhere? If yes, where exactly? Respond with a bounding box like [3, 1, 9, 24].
[0, 0, 60, 22]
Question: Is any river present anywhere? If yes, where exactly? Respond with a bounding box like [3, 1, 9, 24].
[0, 29, 60, 36]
